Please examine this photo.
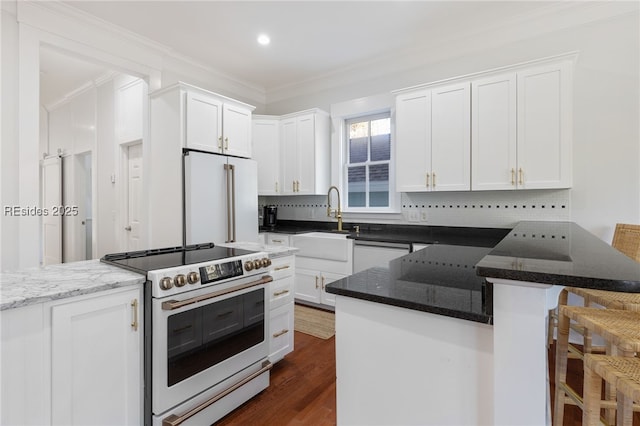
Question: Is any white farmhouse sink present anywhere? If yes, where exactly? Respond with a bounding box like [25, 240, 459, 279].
[291, 232, 350, 261]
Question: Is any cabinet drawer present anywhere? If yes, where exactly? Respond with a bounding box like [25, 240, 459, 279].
[269, 302, 294, 363]
[270, 275, 294, 310]
[265, 234, 290, 246]
[270, 256, 295, 280]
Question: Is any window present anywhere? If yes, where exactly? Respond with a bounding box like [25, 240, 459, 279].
[345, 113, 392, 209]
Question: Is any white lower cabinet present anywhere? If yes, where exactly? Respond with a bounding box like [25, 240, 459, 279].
[0, 286, 143, 425]
[295, 269, 345, 307]
[268, 255, 295, 363]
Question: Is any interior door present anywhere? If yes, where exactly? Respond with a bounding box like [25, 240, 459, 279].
[125, 143, 143, 251]
[184, 150, 227, 245]
[42, 156, 62, 265]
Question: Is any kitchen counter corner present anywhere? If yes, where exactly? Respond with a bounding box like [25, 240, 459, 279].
[1, 259, 146, 310]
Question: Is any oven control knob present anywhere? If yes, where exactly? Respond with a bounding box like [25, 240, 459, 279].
[159, 277, 174, 290]
[174, 274, 187, 287]
[245, 261, 255, 271]
[187, 271, 199, 284]
[262, 258, 272, 267]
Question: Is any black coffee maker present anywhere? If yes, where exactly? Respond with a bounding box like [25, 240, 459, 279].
[262, 205, 278, 229]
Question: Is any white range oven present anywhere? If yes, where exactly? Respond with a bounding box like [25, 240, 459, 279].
[102, 243, 273, 426]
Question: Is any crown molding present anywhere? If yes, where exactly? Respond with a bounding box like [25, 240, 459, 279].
[18, 0, 267, 105]
[266, 1, 639, 104]
[43, 70, 117, 111]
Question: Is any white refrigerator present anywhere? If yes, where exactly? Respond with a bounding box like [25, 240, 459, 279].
[183, 150, 259, 245]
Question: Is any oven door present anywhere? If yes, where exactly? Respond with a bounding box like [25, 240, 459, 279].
[152, 273, 271, 415]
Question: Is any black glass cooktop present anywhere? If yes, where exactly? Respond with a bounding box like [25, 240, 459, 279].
[101, 243, 256, 274]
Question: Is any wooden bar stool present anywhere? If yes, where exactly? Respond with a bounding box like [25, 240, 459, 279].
[547, 224, 640, 348]
[583, 354, 640, 426]
[553, 305, 640, 425]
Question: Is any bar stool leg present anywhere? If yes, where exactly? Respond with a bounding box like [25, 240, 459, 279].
[554, 289, 570, 425]
[583, 359, 603, 425]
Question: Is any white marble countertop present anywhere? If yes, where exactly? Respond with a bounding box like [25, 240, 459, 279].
[218, 242, 299, 258]
[0, 260, 145, 311]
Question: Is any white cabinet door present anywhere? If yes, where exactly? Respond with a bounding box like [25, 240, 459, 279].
[294, 269, 321, 304]
[296, 113, 316, 194]
[396, 90, 431, 192]
[319, 272, 345, 307]
[430, 82, 471, 191]
[116, 76, 145, 144]
[281, 118, 298, 194]
[517, 62, 572, 189]
[223, 103, 252, 158]
[185, 91, 223, 153]
[269, 302, 294, 363]
[471, 73, 517, 190]
[50, 287, 142, 425]
[253, 118, 280, 195]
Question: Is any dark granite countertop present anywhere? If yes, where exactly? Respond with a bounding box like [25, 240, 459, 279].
[261, 220, 510, 248]
[476, 221, 640, 292]
[326, 244, 494, 324]
[325, 220, 639, 325]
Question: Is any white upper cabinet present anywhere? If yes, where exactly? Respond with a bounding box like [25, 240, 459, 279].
[184, 87, 253, 158]
[252, 116, 281, 195]
[471, 61, 572, 190]
[280, 110, 330, 195]
[471, 73, 517, 190]
[516, 61, 572, 189]
[396, 90, 431, 192]
[397, 56, 573, 193]
[431, 82, 471, 191]
[185, 90, 223, 152]
[116, 76, 145, 144]
[396, 82, 470, 192]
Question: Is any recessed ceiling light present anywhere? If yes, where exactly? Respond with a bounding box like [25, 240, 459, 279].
[257, 34, 270, 46]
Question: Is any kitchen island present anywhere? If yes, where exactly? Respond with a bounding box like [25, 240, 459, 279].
[326, 221, 640, 426]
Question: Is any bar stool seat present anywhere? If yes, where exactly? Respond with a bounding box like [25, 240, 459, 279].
[583, 354, 640, 426]
[554, 305, 640, 425]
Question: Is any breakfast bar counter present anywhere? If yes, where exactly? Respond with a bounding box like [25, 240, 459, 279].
[326, 221, 640, 426]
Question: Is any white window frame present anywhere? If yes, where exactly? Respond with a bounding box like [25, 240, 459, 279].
[330, 93, 401, 216]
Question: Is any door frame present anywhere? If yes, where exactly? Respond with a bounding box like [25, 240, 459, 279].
[119, 140, 145, 251]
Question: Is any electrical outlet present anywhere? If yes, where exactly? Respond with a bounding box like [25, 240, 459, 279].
[420, 209, 428, 222]
[408, 211, 419, 222]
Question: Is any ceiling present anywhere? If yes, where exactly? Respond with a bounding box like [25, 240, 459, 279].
[43, 0, 557, 100]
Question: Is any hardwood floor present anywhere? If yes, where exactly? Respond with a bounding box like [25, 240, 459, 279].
[217, 335, 638, 425]
[215, 331, 336, 425]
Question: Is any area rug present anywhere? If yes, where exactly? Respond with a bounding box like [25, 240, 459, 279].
[294, 304, 335, 339]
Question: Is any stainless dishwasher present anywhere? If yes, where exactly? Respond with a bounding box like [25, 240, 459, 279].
[353, 240, 411, 273]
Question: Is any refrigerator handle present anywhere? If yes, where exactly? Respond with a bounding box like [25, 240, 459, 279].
[224, 163, 236, 242]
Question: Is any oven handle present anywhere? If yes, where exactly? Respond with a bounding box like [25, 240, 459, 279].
[161, 275, 273, 311]
[162, 359, 273, 426]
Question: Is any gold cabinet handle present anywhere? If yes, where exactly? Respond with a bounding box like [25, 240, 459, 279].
[426, 172, 430, 188]
[273, 265, 290, 271]
[519, 168, 524, 185]
[218, 136, 223, 150]
[131, 299, 139, 331]
[275, 182, 278, 193]
[511, 168, 516, 185]
[321, 276, 326, 290]
[432, 172, 436, 188]
[315, 276, 319, 289]
[292, 180, 296, 192]
[272, 239, 283, 243]
[273, 329, 289, 338]
[224, 137, 229, 150]
[273, 289, 289, 297]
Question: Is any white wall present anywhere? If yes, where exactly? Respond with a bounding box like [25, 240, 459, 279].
[265, 10, 640, 243]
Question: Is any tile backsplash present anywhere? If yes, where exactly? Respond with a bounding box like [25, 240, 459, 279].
[260, 189, 570, 228]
